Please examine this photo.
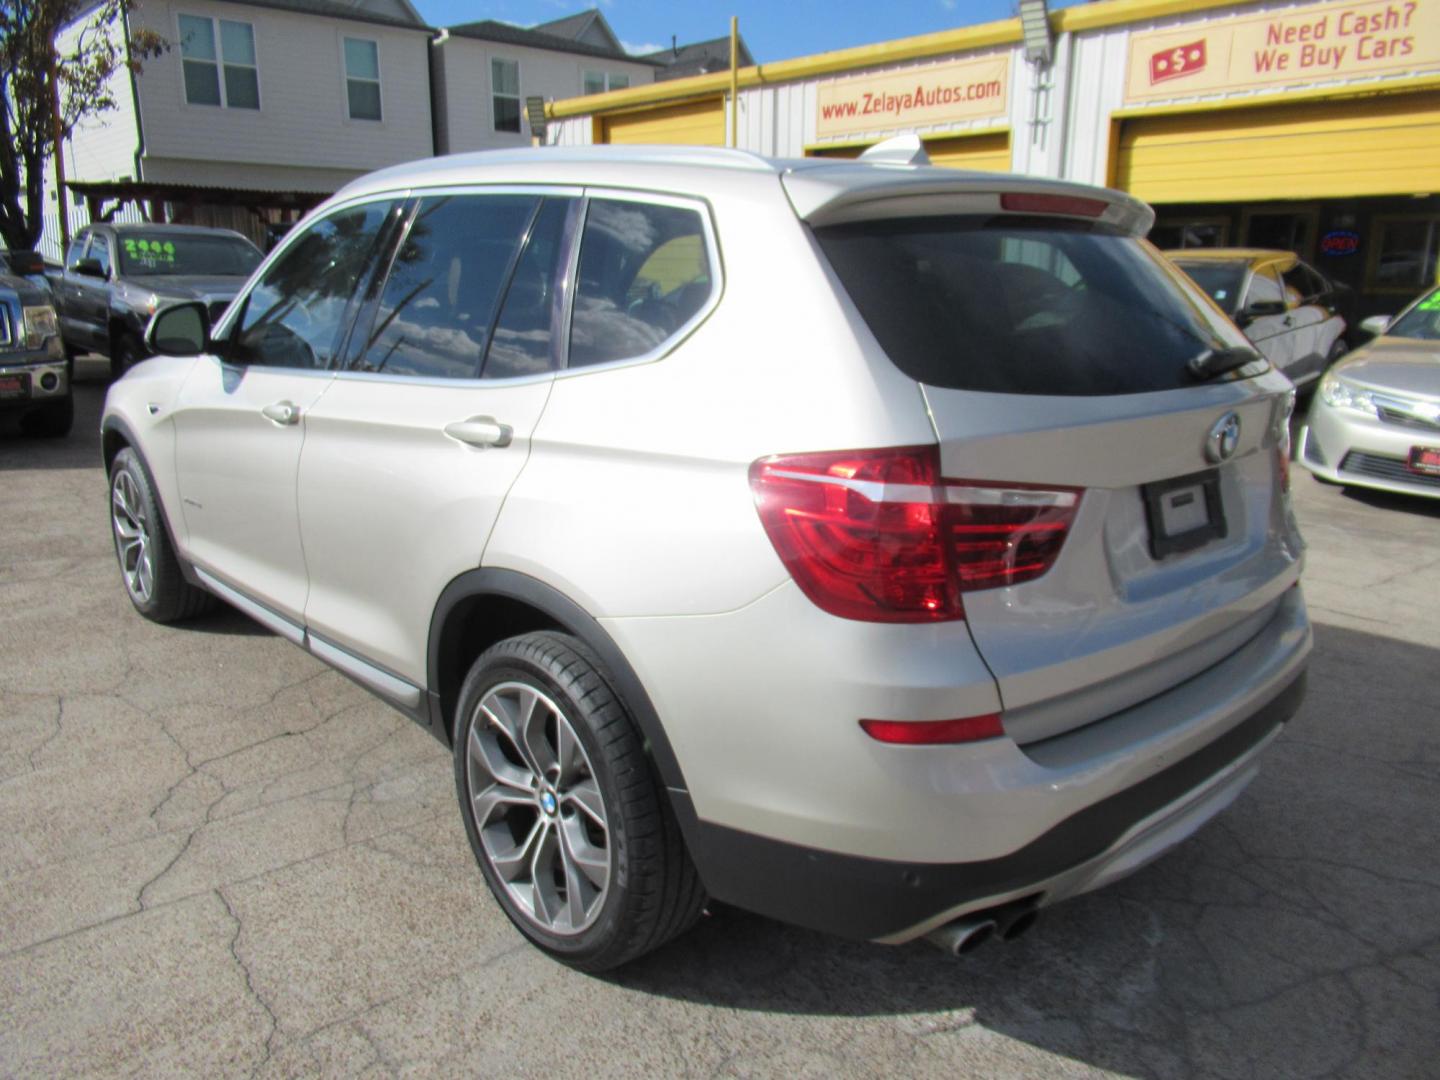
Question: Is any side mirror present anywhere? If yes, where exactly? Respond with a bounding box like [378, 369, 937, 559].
[146, 301, 211, 356]
[1358, 314, 1391, 339]
[1237, 298, 1286, 326]
[75, 257, 107, 279]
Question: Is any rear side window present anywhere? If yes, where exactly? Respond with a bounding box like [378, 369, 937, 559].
[569, 198, 713, 368]
[815, 217, 1247, 396]
[483, 198, 572, 379]
[354, 194, 538, 379]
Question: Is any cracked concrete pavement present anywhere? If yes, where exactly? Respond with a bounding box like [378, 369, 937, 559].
[1, 360, 1436, 1078]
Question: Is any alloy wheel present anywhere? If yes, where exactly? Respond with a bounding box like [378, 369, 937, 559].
[465, 681, 611, 935]
[111, 469, 153, 603]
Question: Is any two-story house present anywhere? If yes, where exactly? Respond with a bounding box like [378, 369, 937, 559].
[44, 0, 434, 257]
[430, 9, 661, 153]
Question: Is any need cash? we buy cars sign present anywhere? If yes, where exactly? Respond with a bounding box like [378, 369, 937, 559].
[1124, 0, 1440, 103]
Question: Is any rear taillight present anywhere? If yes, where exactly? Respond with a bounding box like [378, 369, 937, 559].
[749, 446, 1081, 623]
[1000, 192, 1108, 218]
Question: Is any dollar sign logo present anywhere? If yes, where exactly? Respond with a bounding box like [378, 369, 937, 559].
[1171, 47, 1187, 71]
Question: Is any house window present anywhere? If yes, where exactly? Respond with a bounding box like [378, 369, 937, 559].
[492, 58, 520, 133]
[582, 70, 630, 94]
[179, 14, 259, 109]
[344, 37, 381, 121]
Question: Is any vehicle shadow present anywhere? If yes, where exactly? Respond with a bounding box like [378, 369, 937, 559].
[1340, 484, 1440, 519]
[608, 621, 1439, 1079]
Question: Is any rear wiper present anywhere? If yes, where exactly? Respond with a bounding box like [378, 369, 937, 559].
[1188, 344, 1264, 381]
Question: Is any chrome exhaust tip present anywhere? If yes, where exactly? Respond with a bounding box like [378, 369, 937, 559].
[924, 917, 998, 956]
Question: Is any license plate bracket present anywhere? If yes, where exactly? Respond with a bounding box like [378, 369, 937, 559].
[0, 373, 30, 400]
[1143, 469, 1227, 560]
[1408, 446, 1440, 477]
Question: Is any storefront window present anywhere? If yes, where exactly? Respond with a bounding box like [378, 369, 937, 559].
[1368, 217, 1440, 294]
[1150, 218, 1229, 250]
[1242, 208, 1317, 260]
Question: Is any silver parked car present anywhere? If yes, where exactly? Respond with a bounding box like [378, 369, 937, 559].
[102, 145, 1311, 970]
[1166, 248, 1349, 388]
[1298, 286, 1440, 499]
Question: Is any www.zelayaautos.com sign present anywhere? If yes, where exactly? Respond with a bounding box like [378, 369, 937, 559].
[1125, 0, 1439, 103]
[816, 54, 1010, 139]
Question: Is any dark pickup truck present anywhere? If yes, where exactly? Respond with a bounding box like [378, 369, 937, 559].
[0, 266, 71, 437]
[56, 222, 262, 377]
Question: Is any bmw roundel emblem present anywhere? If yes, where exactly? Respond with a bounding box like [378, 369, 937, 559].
[540, 791, 557, 815]
[1205, 412, 1242, 464]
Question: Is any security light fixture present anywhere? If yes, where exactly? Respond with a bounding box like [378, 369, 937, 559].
[525, 96, 547, 139]
[1018, 0, 1053, 65]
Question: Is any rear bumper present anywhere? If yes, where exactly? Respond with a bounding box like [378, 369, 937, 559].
[653, 586, 1310, 942]
[675, 672, 1302, 942]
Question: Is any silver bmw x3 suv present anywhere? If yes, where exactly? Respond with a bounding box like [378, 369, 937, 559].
[102, 145, 1311, 970]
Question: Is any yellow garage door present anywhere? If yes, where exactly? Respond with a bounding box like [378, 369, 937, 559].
[1116, 91, 1440, 203]
[600, 98, 726, 146]
[809, 131, 1011, 172]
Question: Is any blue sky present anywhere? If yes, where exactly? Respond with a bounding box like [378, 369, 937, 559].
[414, 1, 1085, 63]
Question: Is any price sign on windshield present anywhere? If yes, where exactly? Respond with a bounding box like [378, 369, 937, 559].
[123, 238, 177, 268]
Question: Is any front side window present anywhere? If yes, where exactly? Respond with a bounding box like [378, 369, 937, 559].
[65, 234, 91, 271]
[344, 37, 381, 121]
[353, 195, 538, 379]
[492, 58, 520, 133]
[179, 14, 259, 109]
[569, 199, 713, 368]
[816, 216, 1251, 396]
[1244, 265, 1285, 309]
[90, 235, 112, 277]
[231, 201, 394, 369]
[1281, 261, 1323, 303]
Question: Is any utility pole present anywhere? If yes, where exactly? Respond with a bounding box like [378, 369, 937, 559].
[49, 33, 70, 251]
[729, 17, 739, 149]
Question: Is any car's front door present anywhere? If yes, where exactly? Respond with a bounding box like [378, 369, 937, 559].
[297, 190, 576, 686]
[60, 232, 107, 352]
[1239, 264, 1299, 376]
[170, 198, 399, 625]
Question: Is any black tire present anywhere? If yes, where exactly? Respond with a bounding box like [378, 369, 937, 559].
[111, 333, 144, 380]
[108, 447, 215, 623]
[21, 394, 73, 438]
[1326, 339, 1348, 367]
[453, 631, 705, 972]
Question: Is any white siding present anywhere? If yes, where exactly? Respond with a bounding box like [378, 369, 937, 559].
[436, 36, 655, 153]
[132, 0, 433, 189]
[57, 9, 141, 184]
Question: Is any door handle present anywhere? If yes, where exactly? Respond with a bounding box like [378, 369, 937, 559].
[444, 416, 513, 448]
[1282, 315, 1294, 327]
[261, 401, 300, 426]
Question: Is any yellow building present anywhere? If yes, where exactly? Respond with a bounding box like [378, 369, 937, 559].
[546, 0, 1440, 317]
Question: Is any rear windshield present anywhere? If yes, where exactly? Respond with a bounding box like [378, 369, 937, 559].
[1173, 261, 1246, 316]
[815, 217, 1249, 396]
[118, 233, 262, 278]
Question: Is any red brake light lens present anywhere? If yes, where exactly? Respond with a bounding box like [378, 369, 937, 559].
[749, 446, 1081, 623]
[1000, 192, 1108, 218]
[860, 714, 1005, 745]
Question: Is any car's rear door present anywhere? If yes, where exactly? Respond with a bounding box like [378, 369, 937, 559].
[815, 211, 1302, 746]
[170, 197, 400, 626]
[296, 189, 576, 687]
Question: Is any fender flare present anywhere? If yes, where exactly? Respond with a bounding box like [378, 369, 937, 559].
[427, 568, 691, 797]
